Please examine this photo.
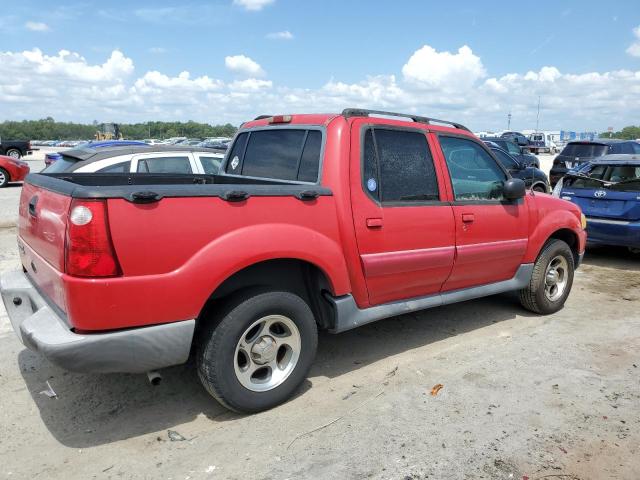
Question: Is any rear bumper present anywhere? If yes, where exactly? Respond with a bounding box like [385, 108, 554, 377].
[585, 217, 640, 248]
[1, 269, 195, 373]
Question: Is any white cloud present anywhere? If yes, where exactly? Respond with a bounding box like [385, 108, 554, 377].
[229, 79, 273, 91]
[225, 54, 265, 77]
[25, 21, 49, 32]
[627, 25, 640, 57]
[402, 45, 486, 90]
[266, 30, 293, 40]
[233, 0, 275, 11]
[1, 45, 639, 131]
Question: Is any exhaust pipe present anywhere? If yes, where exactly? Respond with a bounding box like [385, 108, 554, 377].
[147, 371, 162, 386]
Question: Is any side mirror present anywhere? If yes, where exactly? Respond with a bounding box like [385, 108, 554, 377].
[503, 178, 526, 200]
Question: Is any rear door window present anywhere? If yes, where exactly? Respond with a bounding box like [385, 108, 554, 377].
[98, 161, 130, 173]
[362, 127, 439, 203]
[225, 129, 322, 182]
[198, 155, 222, 174]
[137, 156, 192, 173]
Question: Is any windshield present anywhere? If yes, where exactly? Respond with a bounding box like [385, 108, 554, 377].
[560, 143, 609, 158]
[42, 155, 79, 173]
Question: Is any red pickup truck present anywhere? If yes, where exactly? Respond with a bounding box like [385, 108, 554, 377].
[1, 109, 586, 413]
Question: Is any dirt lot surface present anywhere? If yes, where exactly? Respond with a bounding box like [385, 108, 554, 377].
[1, 153, 638, 480]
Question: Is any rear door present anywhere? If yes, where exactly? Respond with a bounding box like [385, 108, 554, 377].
[350, 120, 456, 306]
[436, 135, 529, 291]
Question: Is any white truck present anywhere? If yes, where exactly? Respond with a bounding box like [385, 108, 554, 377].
[528, 132, 558, 154]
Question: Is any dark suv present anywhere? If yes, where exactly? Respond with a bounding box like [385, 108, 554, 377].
[483, 137, 540, 168]
[549, 139, 640, 186]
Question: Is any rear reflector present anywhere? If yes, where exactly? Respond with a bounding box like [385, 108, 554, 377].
[65, 199, 121, 277]
[269, 115, 292, 124]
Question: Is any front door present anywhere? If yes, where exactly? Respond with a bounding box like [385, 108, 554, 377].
[436, 135, 529, 291]
[350, 120, 456, 306]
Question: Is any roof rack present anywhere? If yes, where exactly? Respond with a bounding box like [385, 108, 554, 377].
[341, 108, 470, 132]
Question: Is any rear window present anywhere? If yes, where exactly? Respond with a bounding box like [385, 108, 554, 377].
[226, 129, 322, 182]
[560, 143, 609, 157]
[42, 156, 79, 173]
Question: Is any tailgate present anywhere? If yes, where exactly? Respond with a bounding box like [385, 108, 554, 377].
[18, 181, 72, 312]
[568, 188, 640, 221]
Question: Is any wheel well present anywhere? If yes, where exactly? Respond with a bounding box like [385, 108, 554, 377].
[548, 228, 579, 264]
[198, 259, 336, 330]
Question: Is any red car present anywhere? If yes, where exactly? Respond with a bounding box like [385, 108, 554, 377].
[0, 155, 30, 188]
[1, 109, 586, 413]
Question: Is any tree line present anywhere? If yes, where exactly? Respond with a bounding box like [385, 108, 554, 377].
[0, 117, 238, 140]
[598, 125, 640, 140]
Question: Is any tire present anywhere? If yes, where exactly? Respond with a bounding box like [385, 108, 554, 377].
[519, 239, 574, 314]
[532, 184, 547, 193]
[6, 149, 21, 159]
[0, 168, 9, 188]
[197, 290, 318, 413]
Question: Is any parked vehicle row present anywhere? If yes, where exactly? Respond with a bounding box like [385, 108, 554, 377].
[482, 136, 540, 168]
[1, 109, 586, 413]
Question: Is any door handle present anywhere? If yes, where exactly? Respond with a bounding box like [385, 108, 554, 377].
[366, 217, 383, 228]
[462, 213, 475, 223]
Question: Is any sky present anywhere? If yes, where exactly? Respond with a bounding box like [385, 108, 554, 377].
[1, 0, 639, 132]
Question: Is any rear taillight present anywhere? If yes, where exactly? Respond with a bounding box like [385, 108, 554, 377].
[65, 199, 121, 277]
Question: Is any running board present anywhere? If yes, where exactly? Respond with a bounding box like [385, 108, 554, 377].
[327, 264, 534, 333]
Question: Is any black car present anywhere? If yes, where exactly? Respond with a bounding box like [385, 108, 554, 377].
[549, 139, 640, 186]
[483, 136, 540, 168]
[485, 142, 549, 193]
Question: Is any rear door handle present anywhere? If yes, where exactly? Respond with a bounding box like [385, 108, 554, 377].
[462, 213, 475, 223]
[366, 217, 383, 228]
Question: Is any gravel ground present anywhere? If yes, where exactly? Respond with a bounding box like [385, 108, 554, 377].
[0, 152, 638, 479]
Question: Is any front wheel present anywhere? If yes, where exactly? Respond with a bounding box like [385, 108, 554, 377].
[197, 290, 318, 413]
[6, 149, 21, 159]
[519, 239, 575, 314]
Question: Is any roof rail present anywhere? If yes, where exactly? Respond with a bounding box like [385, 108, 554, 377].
[341, 108, 470, 132]
[254, 114, 272, 120]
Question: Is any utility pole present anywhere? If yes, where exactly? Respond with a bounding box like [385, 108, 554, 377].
[507, 111, 512, 130]
[535, 96, 541, 132]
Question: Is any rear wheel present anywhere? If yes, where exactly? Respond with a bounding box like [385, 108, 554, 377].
[532, 184, 547, 193]
[197, 290, 318, 413]
[6, 149, 21, 159]
[0, 168, 9, 188]
[519, 239, 574, 314]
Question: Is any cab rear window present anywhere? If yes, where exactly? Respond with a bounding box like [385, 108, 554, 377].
[226, 129, 322, 182]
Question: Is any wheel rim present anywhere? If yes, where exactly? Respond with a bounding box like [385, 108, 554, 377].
[0, 170, 6, 185]
[8, 150, 19, 159]
[544, 255, 569, 302]
[234, 315, 301, 392]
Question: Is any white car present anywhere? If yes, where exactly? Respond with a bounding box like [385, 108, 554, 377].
[43, 145, 225, 175]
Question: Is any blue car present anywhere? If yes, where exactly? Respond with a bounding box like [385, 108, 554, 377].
[554, 154, 640, 254]
[44, 140, 147, 166]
